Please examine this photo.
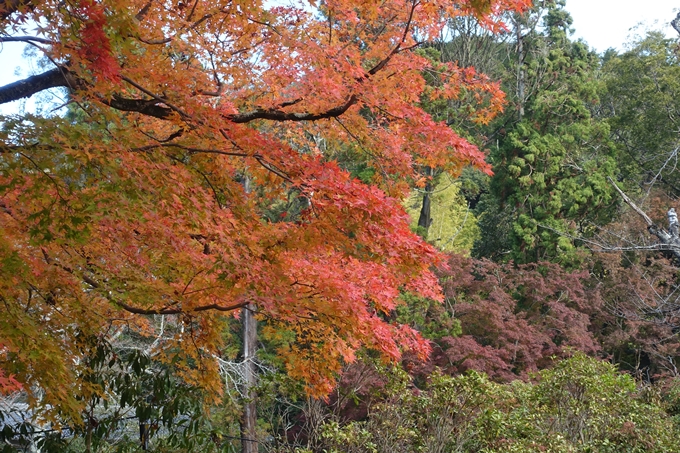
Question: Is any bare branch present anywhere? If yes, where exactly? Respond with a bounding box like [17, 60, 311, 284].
[538, 223, 680, 255]
[608, 177, 654, 227]
[608, 177, 680, 262]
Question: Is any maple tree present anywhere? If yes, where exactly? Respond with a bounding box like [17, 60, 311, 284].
[0, 0, 529, 418]
[403, 253, 603, 381]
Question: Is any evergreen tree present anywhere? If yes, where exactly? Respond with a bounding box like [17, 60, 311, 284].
[473, 0, 619, 265]
[600, 32, 680, 196]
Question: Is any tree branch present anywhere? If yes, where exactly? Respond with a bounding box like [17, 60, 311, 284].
[0, 36, 54, 44]
[0, 67, 75, 105]
[672, 11, 680, 37]
[132, 143, 249, 157]
[0, 68, 358, 123]
[40, 245, 249, 315]
[608, 177, 654, 227]
[229, 94, 358, 123]
[0, 70, 357, 123]
[364, 0, 419, 77]
[121, 76, 190, 119]
[608, 177, 680, 262]
[103, 94, 358, 122]
[114, 299, 250, 315]
[102, 95, 174, 119]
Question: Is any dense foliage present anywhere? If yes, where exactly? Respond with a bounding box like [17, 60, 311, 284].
[0, 0, 530, 411]
[473, 1, 618, 264]
[321, 354, 680, 453]
[5, 0, 680, 451]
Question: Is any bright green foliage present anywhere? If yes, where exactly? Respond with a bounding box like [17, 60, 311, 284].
[395, 292, 461, 342]
[405, 179, 480, 254]
[600, 32, 680, 196]
[322, 370, 419, 453]
[475, 1, 619, 265]
[318, 354, 680, 453]
[320, 365, 421, 453]
[401, 45, 500, 254]
[513, 354, 677, 453]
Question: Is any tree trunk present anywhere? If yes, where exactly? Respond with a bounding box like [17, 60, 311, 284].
[418, 167, 433, 234]
[241, 303, 258, 453]
[515, 16, 526, 121]
[140, 421, 149, 450]
[240, 173, 258, 453]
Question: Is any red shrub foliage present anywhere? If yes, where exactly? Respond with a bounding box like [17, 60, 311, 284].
[430, 254, 603, 381]
[593, 251, 680, 378]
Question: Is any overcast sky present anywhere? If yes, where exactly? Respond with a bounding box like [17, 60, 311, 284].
[566, 0, 678, 52]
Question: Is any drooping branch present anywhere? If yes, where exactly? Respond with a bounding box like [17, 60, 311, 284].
[114, 299, 250, 315]
[609, 177, 680, 262]
[40, 246, 251, 315]
[132, 143, 250, 157]
[98, 275, 251, 315]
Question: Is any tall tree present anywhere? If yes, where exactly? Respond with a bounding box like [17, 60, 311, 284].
[575, 30, 680, 378]
[0, 0, 529, 418]
[473, 0, 618, 265]
[600, 32, 680, 197]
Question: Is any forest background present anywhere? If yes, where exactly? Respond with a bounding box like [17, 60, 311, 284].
[4, 0, 680, 452]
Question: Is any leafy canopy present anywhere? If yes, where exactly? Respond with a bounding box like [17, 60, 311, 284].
[0, 0, 529, 414]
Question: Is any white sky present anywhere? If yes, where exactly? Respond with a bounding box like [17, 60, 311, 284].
[566, 0, 678, 52]
[0, 44, 46, 115]
[1, 1, 679, 115]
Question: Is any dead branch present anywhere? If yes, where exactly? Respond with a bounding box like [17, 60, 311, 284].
[608, 177, 680, 262]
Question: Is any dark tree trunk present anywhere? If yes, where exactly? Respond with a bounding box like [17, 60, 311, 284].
[417, 167, 433, 233]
